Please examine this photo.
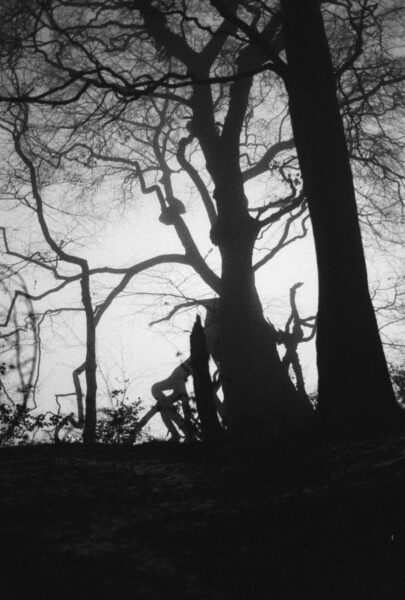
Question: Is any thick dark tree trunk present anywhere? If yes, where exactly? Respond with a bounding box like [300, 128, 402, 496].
[212, 179, 313, 441]
[189, 65, 312, 442]
[281, 0, 401, 436]
[190, 315, 223, 442]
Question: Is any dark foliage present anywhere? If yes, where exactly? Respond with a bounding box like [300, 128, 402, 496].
[96, 397, 144, 444]
[0, 402, 62, 445]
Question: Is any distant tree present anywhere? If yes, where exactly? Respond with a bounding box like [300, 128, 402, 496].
[373, 275, 405, 357]
[3, 0, 317, 439]
[96, 392, 144, 445]
[274, 282, 316, 399]
[0, 264, 38, 443]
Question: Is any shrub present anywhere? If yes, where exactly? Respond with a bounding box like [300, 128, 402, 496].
[96, 397, 144, 444]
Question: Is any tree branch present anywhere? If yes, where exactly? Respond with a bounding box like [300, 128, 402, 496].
[258, 191, 306, 228]
[242, 138, 295, 182]
[254, 208, 309, 272]
[177, 134, 217, 226]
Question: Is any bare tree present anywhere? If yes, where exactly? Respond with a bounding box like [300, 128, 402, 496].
[0, 0, 403, 440]
[0, 264, 38, 443]
[0, 104, 197, 444]
[207, 0, 404, 435]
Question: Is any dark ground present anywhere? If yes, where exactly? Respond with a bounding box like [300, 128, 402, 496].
[1, 435, 405, 600]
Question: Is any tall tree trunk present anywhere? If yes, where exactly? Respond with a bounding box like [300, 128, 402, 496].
[212, 180, 313, 441]
[80, 269, 97, 446]
[281, 0, 401, 436]
[189, 58, 312, 442]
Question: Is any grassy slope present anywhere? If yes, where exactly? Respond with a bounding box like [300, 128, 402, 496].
[1, 436, 405, 600]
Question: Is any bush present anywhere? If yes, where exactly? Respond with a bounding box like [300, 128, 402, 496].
[96, 397, 144, 444]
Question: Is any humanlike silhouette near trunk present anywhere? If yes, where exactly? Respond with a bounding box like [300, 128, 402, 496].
[281, 0, 401, 436]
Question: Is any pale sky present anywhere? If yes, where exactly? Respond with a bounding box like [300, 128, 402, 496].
[1, 126, 404, 441]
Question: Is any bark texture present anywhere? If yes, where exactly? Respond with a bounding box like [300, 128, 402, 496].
[139, 4, 313, 441]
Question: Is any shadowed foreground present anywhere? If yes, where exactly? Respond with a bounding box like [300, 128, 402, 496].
[1, 437, 404, 600]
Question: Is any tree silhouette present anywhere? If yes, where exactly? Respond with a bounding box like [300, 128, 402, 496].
[275, 282, 316, 399]
[279, 0, 403, 435]
[0, 0, 403, 440]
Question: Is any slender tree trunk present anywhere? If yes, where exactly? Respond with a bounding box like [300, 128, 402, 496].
[72, 363, 85, 426]
[80, 268, 97, 446]
[189, 64, 312, 442]
[281, 0, 401, 436]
